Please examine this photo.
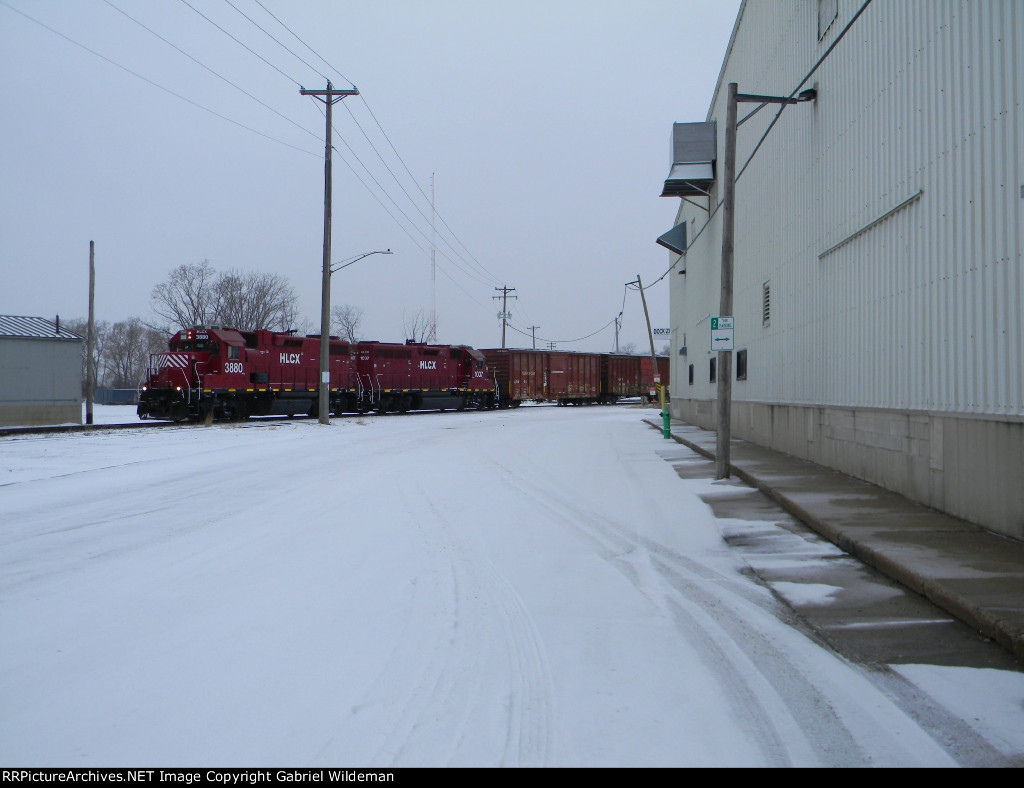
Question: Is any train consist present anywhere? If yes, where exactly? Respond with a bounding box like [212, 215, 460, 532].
[137, 326, 670, 422]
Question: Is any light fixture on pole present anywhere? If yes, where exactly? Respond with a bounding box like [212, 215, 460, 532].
[660, 85, 816, 478]
[300, 80, 359, 425]
[332, 249, 392, 274]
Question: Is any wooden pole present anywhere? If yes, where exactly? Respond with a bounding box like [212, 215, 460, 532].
[318, 82, 334, 425]
[86, 241, 95, 425]
[300, 81, 358, 424]
[716, 83, 738, 478]
[637, 274, 669, 438]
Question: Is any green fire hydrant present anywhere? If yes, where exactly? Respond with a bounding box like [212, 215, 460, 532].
[658, 384, 671, 439]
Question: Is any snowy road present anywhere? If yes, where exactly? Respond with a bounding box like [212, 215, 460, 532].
[2, 407, 1021, 766]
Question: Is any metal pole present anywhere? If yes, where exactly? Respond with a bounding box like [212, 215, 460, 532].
[716, 83, 738, 478]
[86, 241, 95, 425]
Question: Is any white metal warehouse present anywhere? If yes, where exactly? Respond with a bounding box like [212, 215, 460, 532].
[0, 315, 83, 427]
[661, 0, 1022, 538]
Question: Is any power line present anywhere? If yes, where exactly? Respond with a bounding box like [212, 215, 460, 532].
[340, 103, 501, 286]
[101, 0, 320, 144]
[736, 0, 875, 182]
[0, 0, 319, 158]
[238, 3, 504, 286]
[329, 118, 497, 288]
[176, 0, 302, 87]
[355, 98, 505, 286]
[505, 316, 618, 346]
[221, 0, 329, 83]
[249, 0, 356, 87]
[648, 0, 875, 289]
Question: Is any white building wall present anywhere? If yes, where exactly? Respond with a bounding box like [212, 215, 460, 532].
[668, 0, 1023, 537]
[0, 337, 83, 426]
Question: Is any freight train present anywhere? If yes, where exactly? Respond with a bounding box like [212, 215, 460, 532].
[137, 326, 670, 422]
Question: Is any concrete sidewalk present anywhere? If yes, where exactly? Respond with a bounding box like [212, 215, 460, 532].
[646, 417, 1024, 664]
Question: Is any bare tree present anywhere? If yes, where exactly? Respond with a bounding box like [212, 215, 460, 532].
[103, 318, 162, 389]
[659, 343, 670, 357]
[66, 317, 110, 393]
[151, 262, 299, 332]
[151, 261, 218, 331]
[402, 309, 430, 343]
[214, 269, 298, 331]
[620, 341, 638, 355]
[330, 304, 363, 343]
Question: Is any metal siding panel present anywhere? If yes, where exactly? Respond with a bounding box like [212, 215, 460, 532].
[669, 0, 1021, 418]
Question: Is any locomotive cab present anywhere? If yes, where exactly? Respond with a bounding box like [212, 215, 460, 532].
[138, 326, 251, 421]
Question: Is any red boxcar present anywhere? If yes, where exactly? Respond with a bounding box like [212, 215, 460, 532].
[482, 348, 601, 406]
[602, 354, 642, 401]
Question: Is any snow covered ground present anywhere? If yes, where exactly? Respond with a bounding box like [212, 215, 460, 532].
[2, 405, 1022, 766]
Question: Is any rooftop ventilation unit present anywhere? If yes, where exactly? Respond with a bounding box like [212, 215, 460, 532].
[661, 121, 716, 198]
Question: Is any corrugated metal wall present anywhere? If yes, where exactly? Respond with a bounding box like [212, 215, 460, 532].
[671, 0, 1023, 417]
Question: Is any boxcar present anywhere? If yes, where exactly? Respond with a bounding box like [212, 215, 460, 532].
[482, 348, 601, 407]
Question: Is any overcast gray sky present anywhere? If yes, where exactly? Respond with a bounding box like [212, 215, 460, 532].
[1, 0, 739, 352]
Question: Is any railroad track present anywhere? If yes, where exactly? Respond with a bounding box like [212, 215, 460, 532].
[0, 420, 191, 438]
[0, 406, 511, 439]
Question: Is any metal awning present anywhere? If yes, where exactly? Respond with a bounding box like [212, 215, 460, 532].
[661, 121, 716, 197]
[656, 222, 688, 256]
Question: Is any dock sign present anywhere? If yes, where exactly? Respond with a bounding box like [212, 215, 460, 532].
[710, 316, 734, 351]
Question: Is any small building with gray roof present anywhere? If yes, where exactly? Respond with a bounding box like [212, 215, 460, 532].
[0, 315, 84, 427]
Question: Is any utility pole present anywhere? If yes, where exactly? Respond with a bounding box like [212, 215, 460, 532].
[614, 312, 622, 353]
[713, 82, 816, 476]
[716, 82, 738, 477]
[429, 173, 437, 343]
[493, 286, 516, 348]
[635, 275, 669, 439]
[300, 81, 359, 425]
[86, 241, 95, 426]
[527, 326, 540, 349]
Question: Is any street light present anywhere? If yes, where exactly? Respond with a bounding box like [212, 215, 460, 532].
[331, 249, 392, 274]
[659, 84, 816, 477]
[318, 248, 393, 424]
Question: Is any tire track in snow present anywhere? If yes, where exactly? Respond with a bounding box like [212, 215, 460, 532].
[488, 456, 880, 766]
[329, 474, 552, 766]
[401, 480, 552, 766]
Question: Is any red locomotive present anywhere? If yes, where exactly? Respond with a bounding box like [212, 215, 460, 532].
[138, 326, 496, 421]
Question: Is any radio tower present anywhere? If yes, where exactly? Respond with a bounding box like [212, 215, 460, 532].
[429, 173, 437, 343]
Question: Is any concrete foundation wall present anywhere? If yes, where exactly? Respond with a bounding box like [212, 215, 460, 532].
[0, 403, 81, 427]
[671, 398, 1024, 541]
